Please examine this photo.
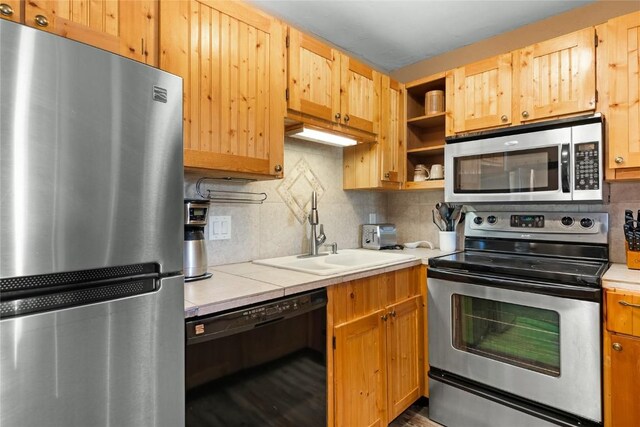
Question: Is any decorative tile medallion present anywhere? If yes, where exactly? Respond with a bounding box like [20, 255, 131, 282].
[277, 158, 325, 224]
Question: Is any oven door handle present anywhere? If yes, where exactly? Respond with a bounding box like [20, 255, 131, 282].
[427, 268, 601, 302]
[561, 143, 571, 193]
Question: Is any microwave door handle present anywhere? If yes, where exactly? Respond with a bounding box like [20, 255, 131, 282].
[561, 143, 571, 193]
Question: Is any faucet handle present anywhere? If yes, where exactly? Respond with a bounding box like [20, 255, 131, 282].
[317, 224, 327, 245]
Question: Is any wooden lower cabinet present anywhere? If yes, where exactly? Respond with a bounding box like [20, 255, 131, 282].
[385, 295, 422, 420]
[328, 266, 425, 427]
[604, 331, 640, 427]
[334, 310, 387, 427]
[603, 287, 640, 427]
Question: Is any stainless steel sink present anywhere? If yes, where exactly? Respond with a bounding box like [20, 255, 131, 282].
[252, 249, 417, 276]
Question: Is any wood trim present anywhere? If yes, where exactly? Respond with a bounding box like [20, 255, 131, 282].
[298, 29, 334, 60]
[184, 150, 271, 174]
[299, 99, 334, 122]
[198, 0, 271, 33]
[421, 265, 429, 397]
[326, 284, 336, 427]
[348, 56, 374, 80]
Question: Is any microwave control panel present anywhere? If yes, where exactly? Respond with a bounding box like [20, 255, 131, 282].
[574, 142, 599, 191]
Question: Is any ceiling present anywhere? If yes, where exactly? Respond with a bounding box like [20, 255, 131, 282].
[248, 0, 595, 73]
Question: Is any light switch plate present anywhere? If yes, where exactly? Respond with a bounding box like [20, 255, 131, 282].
[209, 216, 231, 240]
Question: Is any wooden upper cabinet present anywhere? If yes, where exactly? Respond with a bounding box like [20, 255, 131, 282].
[287, 27, 340, 123]
[379, 77, 405, 185]
[452, 53, 512, 133]
[160, 0, 285, 178]
[603, 11, 640, 173]
[287, 27, 380, 136]
[343, 75, 404, 190]
[341, 55, 379, 134]
[517, 27, 596, 123]
[0, 1, 22, 23]
[24, 0, 157, 65]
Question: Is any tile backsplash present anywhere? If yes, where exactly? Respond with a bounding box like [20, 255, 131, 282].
[185, 141, 639, 266]
[387, 181, 640, 264]
[184, 138, 387, 266]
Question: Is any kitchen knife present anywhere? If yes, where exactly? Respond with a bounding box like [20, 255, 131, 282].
[625, 209, 634, 226]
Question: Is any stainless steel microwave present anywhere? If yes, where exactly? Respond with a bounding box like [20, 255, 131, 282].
[444, 115, 603, 203]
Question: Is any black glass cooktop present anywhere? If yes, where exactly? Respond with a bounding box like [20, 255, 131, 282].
[429, 250, 609, 288]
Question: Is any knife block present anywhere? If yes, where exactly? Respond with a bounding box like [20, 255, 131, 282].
[625, 242, 640, 270]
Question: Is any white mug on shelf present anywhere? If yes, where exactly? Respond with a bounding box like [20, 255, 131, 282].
[430, 164, 444, 180]
[414, 164, 429, 182]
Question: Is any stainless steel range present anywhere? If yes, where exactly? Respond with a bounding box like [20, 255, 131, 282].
[428, 211, 608, 427]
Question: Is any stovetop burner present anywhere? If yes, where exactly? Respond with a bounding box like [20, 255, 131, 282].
[429, 250, 608, 288]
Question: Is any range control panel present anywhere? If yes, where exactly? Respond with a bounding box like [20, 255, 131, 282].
[510, 215, 545, 228]
[466, 211, 609, 244]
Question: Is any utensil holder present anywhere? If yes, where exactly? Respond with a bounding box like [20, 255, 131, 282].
[439, 231, 457, 252]
[425, 90, 444, 116]
[626, 242, 640, 270]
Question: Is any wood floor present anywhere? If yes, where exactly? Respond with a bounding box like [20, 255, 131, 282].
[186, 349, 440, 427]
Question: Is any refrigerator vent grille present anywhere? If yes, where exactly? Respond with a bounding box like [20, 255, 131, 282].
[0, 263, 155, 292]
[0, 279, 156, 318]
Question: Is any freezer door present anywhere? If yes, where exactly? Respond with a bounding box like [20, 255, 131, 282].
[0, 276, 185, 427]
[0, 20, 183, 277]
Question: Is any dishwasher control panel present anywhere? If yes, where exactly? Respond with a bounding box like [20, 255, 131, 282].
[185, 289, 327, 345]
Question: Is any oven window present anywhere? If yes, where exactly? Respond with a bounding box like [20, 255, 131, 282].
[453, 147, 558, 193]
[452, 295, 560, 377]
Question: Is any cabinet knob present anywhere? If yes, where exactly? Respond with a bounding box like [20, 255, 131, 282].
[501, 115, 508, 122]
[34, 15, 49, 27]
[612, 342, 623, 352]
[344, 115, 350, 123]
[381, 314, 388, 321]
[384, 172, 390, 179]
[335, 113, 341, 120]
[274, 164, 282, 173]
[390, 310, 396, 318]
[615, 156, 624, 164]
[521, 111, 529, 119]
[0, 3, 14, 16]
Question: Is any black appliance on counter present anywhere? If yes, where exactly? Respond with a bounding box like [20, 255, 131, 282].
[427, 211, 608, 427]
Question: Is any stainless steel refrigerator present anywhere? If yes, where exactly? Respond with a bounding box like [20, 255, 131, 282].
[0, 20, 185, 427]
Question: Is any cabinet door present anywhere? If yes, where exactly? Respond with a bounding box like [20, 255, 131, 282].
[380, 76, 404, 184]
[452, 53, 512, 133]
[518, 27, 596, 122]
[0, 1, 21, 22]
[288, 27, 341, 123]
[606, 289, 640, 337]
[160, 0, 285, 178]
[606, 12, 640, 170]
[607, 334, 640, 427]
[341, 55, 380, 134]
[24, 0, 157, 65]
[386, 296, 422, 421]
[334, 310, 387, 427]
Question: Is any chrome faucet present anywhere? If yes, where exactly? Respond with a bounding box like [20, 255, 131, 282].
[308, 191, 326, 256]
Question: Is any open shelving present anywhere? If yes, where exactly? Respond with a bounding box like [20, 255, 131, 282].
[404, 72, 448, 190]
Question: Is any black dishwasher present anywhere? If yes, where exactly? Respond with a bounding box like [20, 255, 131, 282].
[185, 289, 327, 426]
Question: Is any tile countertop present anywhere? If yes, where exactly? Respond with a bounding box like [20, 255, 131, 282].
[184, 248, 448, 318]
[602, 263, 640, 292]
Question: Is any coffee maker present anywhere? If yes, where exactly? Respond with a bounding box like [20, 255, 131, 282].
[184, 199, 212, 282]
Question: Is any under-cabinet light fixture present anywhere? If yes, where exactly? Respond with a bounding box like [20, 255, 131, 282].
[285, 124, 358, 147]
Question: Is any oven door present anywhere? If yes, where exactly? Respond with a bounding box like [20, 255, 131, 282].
[444, 127, 570, 203]
[428, 273, 601, 422]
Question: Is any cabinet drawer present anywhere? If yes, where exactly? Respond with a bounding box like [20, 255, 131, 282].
[606, 289, 640, 337]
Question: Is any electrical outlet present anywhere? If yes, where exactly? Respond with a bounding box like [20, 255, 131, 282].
[209, 216, 231, 240]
